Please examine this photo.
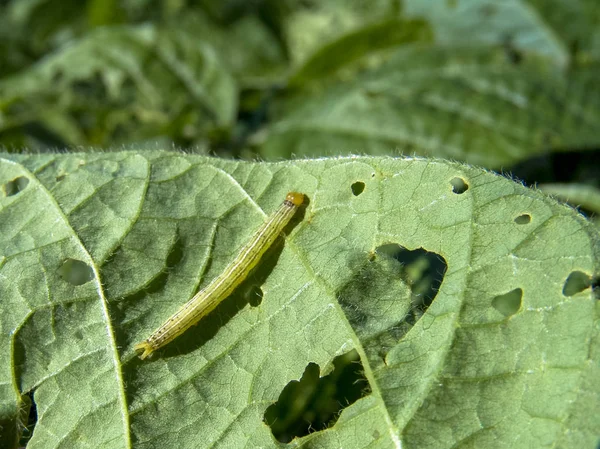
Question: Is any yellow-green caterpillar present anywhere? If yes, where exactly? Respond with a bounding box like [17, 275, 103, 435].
[134, 192, 305, 359]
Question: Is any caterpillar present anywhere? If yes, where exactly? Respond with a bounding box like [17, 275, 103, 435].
[134, 192, 305, 359]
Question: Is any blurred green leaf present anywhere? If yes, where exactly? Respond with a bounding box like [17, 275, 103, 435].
[403, 0, 573, 65]
[259, 47, 600, 167]
[524, 0, 600, 62]
[0, 24, 237, 148]
[173, 12, 288, 85]
[1, 151, 598, 448]
[283, 0, 405, 67]
[288, 18, 432, 85]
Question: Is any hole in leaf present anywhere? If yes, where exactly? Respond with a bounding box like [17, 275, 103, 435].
[514, 214, 531, 224]
[351, 181, 365, 196]
[57, 259, 94, 285]
[338, 245, 447, 363]
[450, 177, 468, 194]
[17, 392, 36, 447]
[245, 284, 263, 307]
[0, 391, 36, 447]
[264, 350, 369, 443]
[563, 271, 592, 296]
[491, 288, 522, 317]
[2, 176, 29, 197]
[376, 244, 447, 317]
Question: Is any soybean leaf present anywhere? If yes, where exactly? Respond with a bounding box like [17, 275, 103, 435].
[0, 152, 598, 449]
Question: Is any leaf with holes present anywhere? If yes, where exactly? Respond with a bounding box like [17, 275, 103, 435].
[0, 152, 598, 449]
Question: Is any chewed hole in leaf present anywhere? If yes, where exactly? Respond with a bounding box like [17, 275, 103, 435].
[2, 176, 29, 197]
[57, 259, 94, 285]
[264, 350, 369, 443]
[337, 245, 446, 363]
[491, 288, 523, 317]
[450, 177, 468, 194]
[18, 392, 36, 447]
[376, 244, 447, 316]
[563, 271, 592, 297]
[514, 213, 531, 224]
[245, 284, 263, 307]
[351, 181, 365, 196]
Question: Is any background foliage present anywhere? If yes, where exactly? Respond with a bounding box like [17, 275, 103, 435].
[1, 0, 599, 217]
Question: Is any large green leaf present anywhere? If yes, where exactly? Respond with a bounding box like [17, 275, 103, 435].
[0, 152, 598, 448]
[259, 47, 600, 167]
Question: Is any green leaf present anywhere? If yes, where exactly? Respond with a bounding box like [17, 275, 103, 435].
[0, 24, 237, 147]
[173, 13, 288, 85]
[524, 0, 600, 62]
[1, 151, 599, 449]
[259, 47, 600, 167]
[283, 0, 406, 67]
[402, 0, 572, 65]
[288, 18, 433, 85]
[283, 0, 581, 71]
